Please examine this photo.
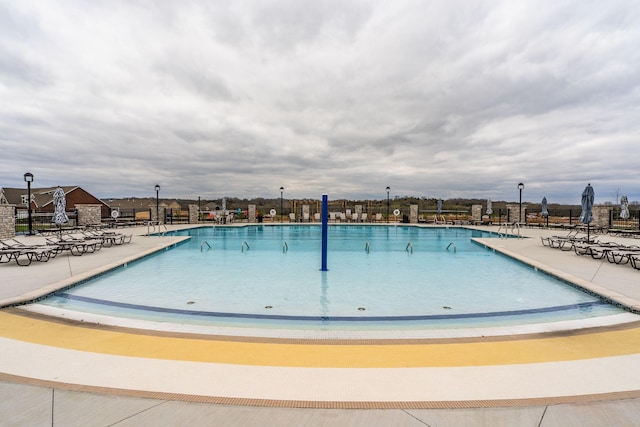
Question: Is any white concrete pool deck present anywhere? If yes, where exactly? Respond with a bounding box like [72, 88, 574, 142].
[2, 223, 640, 426]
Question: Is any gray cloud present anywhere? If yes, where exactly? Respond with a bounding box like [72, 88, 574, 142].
[1, 0, 639, 204]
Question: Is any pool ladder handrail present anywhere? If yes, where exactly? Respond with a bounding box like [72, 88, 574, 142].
[146, 221, 168, 236]
[201, 241, 211, 252]
[406, 242, 413, 254]
[365, 241, 370, 253]
[446, 242, 457, 253]
[497, 222, 521, 239]
[283, 242, 288, 253]
[241, 241, 250, 252]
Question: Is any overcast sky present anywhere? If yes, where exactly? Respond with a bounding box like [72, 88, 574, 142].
[1, 1, 639, 204]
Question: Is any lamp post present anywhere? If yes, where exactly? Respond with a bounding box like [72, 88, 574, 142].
[155, 185, 160, 224]
[518, 182, 524, 224]
[198, 196, 201, 222]
[386, 186, 390, 223]
[280, 187, 284, 223]
[24, 172, 34, 235]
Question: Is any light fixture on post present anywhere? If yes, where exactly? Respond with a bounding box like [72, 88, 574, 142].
[518, 182, 524, 224]
[155, 185, 160, 224]
[24, 172, 34, 235]
[280, 187, 284, 223]
[386, 186, 390, 224]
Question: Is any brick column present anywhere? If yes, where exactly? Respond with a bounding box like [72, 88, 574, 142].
[471, 205, 482, 222]
[188, 205, 199, 224]
[506, 204, 527, 223]
[409, 205, 418, 223]
[592, 205, 610, 229]
[76, 204, 102, 226]
[0, 204, 16, 239]
[355, 205, 363, 222]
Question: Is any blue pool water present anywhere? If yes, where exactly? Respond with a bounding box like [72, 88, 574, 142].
[36, 226, 623, 329]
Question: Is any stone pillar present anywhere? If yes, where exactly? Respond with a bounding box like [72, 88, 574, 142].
[302, 205, 309, 222]
[506, 204, 527, 223]
[150, 204, 167, 223]
[0, 204, 16, 239]
[248, 205, 256, 223]
[188, 205, 199, 224]
[76, 204, 102, 226]
[149, 204, 157, 222]
[409, 204, 418, 223]
[355, 204, 363, 221]
[592, 205, 610, 229]
[471, 205, 482, 222]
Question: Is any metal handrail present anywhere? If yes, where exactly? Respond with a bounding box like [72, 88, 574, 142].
[446, 242, 456, 253]
[406, 242, 413, 253]
[242, 241, 250, 252]
[201, 241, 211, 252]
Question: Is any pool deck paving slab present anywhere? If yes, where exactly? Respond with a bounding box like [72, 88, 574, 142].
[1, 224, 640, 426]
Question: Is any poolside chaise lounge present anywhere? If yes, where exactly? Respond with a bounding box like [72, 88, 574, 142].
[45, 235, 101, 256]
[0, 240, 57, 266]
[604, 246, 640, 265]
[573, 241, 622, 259]
[82, 230, 132, 246]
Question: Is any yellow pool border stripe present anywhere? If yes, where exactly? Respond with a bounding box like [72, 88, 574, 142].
[2, 310, 640, 368]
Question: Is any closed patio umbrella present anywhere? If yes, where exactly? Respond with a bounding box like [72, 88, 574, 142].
[620, 195, 630, 220]
[52, 187, 69, 235]
[579, 183, 594, 241]
[541, 197, 549, 227]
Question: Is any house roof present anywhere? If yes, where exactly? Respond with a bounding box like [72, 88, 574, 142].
[107, 198, 183, 210]
[0, 186, 110, 209]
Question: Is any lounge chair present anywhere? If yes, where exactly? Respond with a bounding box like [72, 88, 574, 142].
[361, 213, 368, 222]
[630, 254, 640, 270]
[303, 212, 310, 222]
[82, 230, 132, 246]
[314, 213, 320, 222]
[46, 235, 101, 256]
[0, 240, 56, 266]
[541, 231, 596, 250]
[0, 248, 21, 264]
[375, 213, 383, 222]
[573, 241, 621, 259]
[605, 246, 640, 265]
[289, 213, 296, 222]
[1, 238, 62, 258]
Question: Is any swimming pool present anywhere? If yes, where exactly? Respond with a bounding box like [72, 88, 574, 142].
[30, 225, 626, 334]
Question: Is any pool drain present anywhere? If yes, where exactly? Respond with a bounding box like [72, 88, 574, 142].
[265, 306, 273, 309]
[187, 301, 195, 305]
[358, 307, 366, 311]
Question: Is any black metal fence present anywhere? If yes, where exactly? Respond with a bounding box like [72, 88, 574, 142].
[106, 208, 190, 225]
[15, 210, 78, 234]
